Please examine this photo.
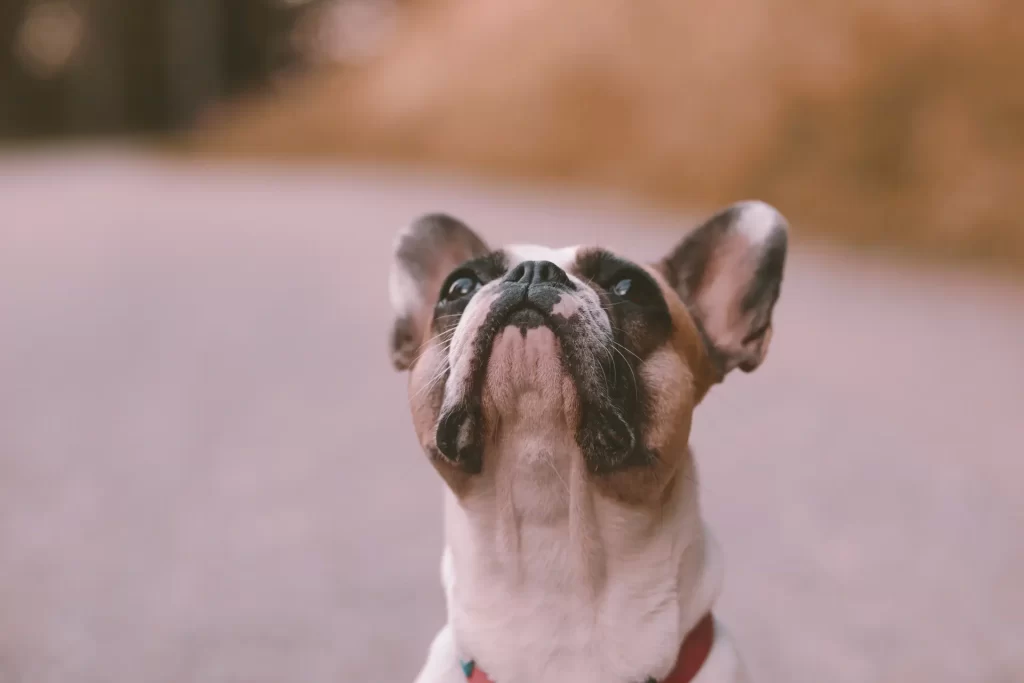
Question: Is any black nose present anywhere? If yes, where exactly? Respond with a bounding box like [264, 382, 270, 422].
[504, 260, 571, 287]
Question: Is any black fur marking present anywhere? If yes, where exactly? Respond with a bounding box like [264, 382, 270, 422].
[741, 225, 786, 313]
[575, 249, 672, 352]
[659, 206, 740, 299]
[739, 227, 787, 352]
[432, 250, 510, 338]
[435, 403, 483, 474]
[509, 308, 546, 332]
[573, 249, 674, 474]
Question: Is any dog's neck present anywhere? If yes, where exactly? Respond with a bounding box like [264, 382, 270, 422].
[442, 407, 722, 683]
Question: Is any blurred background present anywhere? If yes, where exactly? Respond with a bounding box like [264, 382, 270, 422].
[1, 1, 1023, 682]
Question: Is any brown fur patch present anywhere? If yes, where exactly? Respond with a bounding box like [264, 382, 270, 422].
[586, 265, 715, 507]
[645, 264, 720, 402]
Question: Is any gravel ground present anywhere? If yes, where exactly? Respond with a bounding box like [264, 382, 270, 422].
[1, 150, 1022, 683]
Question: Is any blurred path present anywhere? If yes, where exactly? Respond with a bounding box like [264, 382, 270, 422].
[1, 150, 1023, 683]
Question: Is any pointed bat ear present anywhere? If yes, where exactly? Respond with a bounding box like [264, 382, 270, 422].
[389, 214, 489, 370]
[659, 201, 788, 379]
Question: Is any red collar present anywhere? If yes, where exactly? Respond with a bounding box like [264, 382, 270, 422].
[464, 612, 715, 683]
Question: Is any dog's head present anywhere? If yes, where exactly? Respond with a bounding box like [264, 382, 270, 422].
[389, 203, 787, 502]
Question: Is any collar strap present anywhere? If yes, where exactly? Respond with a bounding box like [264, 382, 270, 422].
[462, 612, 715, 683]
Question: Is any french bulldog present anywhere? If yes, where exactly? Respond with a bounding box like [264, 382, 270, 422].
[389, 201, 788, 683]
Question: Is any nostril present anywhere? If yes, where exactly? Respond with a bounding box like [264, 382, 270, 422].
[506, 262, 531, 285]
[504, 260, 570, 287]
[533, 260, 568, 286]
[534, 261, 551, 284]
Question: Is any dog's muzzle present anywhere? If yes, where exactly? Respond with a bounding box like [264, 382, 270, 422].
[435, 260, 638, 474]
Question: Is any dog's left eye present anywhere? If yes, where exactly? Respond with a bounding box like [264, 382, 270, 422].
[612, 279, 632, 297]
[607, 270, 656, 304]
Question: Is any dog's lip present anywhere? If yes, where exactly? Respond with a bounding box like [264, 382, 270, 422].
[491, 301, 550, 327]
[439, 297, 640, 474]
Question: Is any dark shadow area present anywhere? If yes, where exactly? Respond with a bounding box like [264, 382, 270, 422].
[0, 0, 324, 139]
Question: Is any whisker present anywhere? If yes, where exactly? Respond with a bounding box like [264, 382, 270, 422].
[416, 327, 458, 351]
[591, 342, 614, 391]
[545, 456, 571, 498]
[609, 337, 643, 363]
[609, 343, 640, 403]
[608, 346, 617, 386]
[414, 363, 450, 399]
[412, 341, 456, 400]
[409, 328, 458, 365]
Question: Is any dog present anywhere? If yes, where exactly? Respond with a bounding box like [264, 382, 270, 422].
[388, 201, 788, 683]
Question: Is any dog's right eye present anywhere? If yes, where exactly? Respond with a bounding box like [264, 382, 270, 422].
[440, 270, 481, 303]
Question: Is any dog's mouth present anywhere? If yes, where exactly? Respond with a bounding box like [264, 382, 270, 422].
[434, 293, 644, 475]
[473, 299, 569, 386]
[502, 305, 547, 331]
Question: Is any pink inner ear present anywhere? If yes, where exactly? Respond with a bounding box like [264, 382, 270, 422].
[691, 234, 760, 354]
[389, 214, 490, 367]
[661, 200, 787, 377]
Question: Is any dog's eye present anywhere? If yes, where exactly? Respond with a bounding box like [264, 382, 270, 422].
[441, 273, 481, 302]
[607, 270, 657, 304]
[448, 277, 477, 298]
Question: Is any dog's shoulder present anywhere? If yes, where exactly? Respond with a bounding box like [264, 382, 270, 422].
[692, 619, 749, 683]
[413, 624, 465, 683]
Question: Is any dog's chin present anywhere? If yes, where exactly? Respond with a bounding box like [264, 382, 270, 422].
[435, 321, 639, 475]
[434, 322, 566, 470]
[483, 323, 566, 403]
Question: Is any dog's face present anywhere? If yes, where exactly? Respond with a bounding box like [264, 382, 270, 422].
[389, 203, 787, 503]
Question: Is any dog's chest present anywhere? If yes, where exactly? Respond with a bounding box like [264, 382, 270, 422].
[447, 490, 688, 683]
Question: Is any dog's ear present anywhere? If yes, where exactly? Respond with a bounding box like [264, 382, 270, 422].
[389, 214, 489, 371]
[659, 201, 788, 380]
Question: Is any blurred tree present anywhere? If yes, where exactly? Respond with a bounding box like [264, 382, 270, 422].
[0, 0, 329, 139]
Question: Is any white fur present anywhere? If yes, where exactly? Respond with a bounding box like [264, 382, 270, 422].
[504, 244, 580, 268]
[550, 295, 581, 318]
[731, 200, 786, 246]
[416, 473, 731, 683]
[443, 289, 499, 410]
[417, 425, 736, 682]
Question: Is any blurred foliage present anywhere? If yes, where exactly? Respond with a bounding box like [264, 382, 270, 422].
[196, 0, 1024, 271]
[0, 0, 329, 137]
